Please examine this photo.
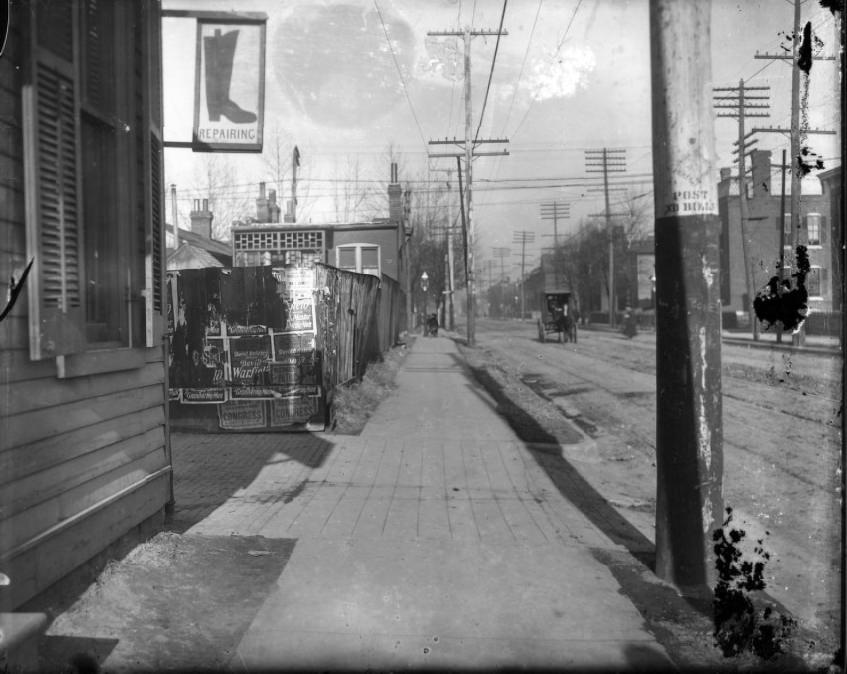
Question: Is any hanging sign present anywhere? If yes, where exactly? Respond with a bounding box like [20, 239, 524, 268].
[193, 17, 266, 152]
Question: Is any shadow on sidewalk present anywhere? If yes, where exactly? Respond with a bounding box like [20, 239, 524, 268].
[166, 432, 335, 533]
[458, 359, 656, 566]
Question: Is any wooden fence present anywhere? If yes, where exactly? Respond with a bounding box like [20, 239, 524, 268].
[314, 264, 406, 405]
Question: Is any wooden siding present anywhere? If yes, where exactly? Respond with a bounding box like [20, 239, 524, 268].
[0, 12, 170, 610]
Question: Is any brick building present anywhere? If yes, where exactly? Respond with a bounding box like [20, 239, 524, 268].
[718, 149, 835, 325]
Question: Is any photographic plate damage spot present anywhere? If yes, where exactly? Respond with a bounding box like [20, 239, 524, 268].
[752, 246, 809, 332]
[272, 4, 414, 127]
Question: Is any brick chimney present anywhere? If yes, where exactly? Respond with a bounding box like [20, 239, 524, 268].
[268, 189, 281, 223]
[750, 149, 772, 198]
[256, 182, 269, 222]
[189, 198, 214, 239]
[388, 162, 403, 224]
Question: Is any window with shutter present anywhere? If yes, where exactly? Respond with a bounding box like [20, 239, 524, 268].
[23, 0, 165, 363]
[23, 3, 87, 359]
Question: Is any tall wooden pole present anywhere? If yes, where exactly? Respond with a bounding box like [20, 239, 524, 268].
[789, 0, 804, 346]
[602, 149, 615, 327]
[650, 0, 724, 594]
[777, 148, 788, 344]
[736, 80, 759, 340]
[170, 184, 179, 249]
[464, 27, 476, 346]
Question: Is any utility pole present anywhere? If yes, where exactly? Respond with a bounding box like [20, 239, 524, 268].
[714, 79, 770, 341]
[754, 0, 836, 345]
[540, 201, 570, 249]
[170, 184, 179, 250]
[513, 230, 535, 320]
[291, 145, 300, 223]
[541, 201, 570, 288]
[649, 0, 723, 594]
[428, 24, 509, 346]
[777, 148, 788, 344]
[492, 247, 510, 281]
[430, 167, 457, 331]
[585, 148, 626, 327]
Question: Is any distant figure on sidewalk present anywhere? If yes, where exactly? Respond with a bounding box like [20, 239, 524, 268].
[425, 313, 439, 337]
[622, 307, 638, 339]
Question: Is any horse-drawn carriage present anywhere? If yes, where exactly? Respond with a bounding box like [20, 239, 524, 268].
[536, 289, 578, 343]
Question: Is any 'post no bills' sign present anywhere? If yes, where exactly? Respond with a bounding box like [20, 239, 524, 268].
[193, 17, 266, 152]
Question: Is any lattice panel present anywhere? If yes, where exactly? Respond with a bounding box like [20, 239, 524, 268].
[234, 229, 324, 252]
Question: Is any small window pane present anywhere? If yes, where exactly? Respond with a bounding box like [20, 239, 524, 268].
[338, 247, 356, 269]
[806, 213, 821, 246]
[361, 247, 379, 268]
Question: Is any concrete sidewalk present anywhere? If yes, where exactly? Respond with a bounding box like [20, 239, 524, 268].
[187, 336, 675, 671]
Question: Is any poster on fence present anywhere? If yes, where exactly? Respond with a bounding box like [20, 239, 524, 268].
[273, 266, 315, 302]
[270, 358, 319, 386]
[271, 331, 316, 359]
[286, 298, 315, 331]
[218, 400, 267, 430]
[167, 264, 326, 431]
[269, 396, 320, 426]
[182, 387, 228, 404]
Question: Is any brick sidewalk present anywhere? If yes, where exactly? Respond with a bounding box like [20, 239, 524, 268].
[166, 336, 676, 670]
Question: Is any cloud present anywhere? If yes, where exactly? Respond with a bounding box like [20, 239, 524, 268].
[525, 46, 595, 101]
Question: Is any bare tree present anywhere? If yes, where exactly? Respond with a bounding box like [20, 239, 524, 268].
[261, 123, 314, 222]
[183, 154, 252, 241]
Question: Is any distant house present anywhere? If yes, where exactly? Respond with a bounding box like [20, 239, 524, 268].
[166, 200, 233, 270]
[230, 181, 405, 282]
[718, 149, 834, 325]
[1, 0, 170, 609]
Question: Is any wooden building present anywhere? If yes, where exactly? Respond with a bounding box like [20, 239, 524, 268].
[0, 0, 170, 609]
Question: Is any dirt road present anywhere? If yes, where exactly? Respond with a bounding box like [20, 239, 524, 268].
[466, 319, 841, 654]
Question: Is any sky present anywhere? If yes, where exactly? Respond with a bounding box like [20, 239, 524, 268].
[161, 0, 841, 276]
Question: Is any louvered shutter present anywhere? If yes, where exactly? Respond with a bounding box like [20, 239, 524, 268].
[23, 0, 87, 360]
[820, 216, 827, 245]
[143, 0, 165, 347]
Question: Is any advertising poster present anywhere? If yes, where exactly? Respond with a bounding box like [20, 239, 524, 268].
[286, 298, 315, 331]
[269, 396, 320, 426]
[270, 358, 319, 386]
[193, 18, 266, 152]
[273, 266, 315, 302]
[272, 331, 316, 359]
[182, 387, 228, 404]
[229, 334, 272, 385]
[218, 400, 267, 430]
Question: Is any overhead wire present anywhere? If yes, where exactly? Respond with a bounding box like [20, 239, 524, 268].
[373, 0, 428, 147]
[473, 0, 508, 144]
[510, 0, 584, 140]
[498, 0, 543, 138]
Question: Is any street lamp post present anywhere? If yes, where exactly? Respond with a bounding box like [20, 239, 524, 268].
[420, 272, 429, 330]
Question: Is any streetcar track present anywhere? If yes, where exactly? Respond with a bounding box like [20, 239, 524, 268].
[477, 329, 836, 493]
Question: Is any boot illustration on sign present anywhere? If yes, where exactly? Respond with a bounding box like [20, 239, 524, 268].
[204, 29, 257, 124]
